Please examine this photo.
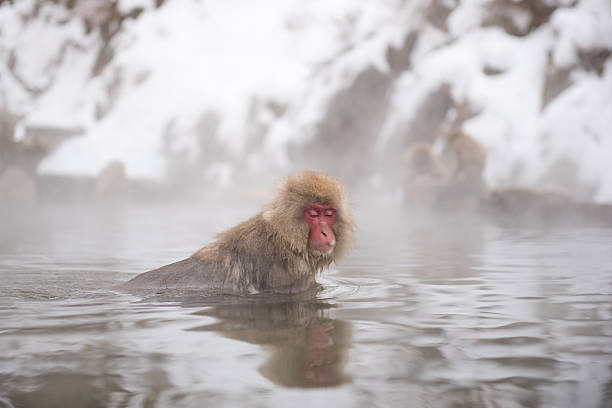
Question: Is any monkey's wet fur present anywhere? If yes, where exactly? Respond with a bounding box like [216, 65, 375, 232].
[120, 172, 354, 295]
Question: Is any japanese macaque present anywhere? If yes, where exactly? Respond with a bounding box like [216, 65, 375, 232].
[440, 128, 486, 186]
[438, 128, 487, 208]
[402, 142, 448, 207]
[120, 171, 354, 295]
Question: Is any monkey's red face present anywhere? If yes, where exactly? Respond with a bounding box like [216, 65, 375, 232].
[303, 203, 337, 254]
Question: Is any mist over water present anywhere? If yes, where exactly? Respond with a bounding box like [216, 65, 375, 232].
[1, 199, 611, 408]
[1, 1, 612, 407]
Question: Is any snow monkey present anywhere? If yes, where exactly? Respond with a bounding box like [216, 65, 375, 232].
[402, 142, 448, 207]
[440, 127, 486, 190]
[120, 171, 354, 295]
[437, 127, 487, 209]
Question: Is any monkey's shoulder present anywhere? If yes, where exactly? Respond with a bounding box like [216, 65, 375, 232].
[208, 213, 290, 259]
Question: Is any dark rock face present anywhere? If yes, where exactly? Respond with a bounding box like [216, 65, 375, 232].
[482, 0, 559, 37]
[386, 32, 418, 75]
[295, 66, 393, 187]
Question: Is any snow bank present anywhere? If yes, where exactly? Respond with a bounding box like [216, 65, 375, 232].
[381, 0, 612, 201]
[1, 0, 611, 201]
[2, 0, 409, 180]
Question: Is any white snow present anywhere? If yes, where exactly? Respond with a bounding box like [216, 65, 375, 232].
[380, 1, 612, 201]
[1, 0, 611, 201]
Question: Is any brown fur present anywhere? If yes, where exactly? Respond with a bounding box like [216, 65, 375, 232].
[120, 171, 354, 295]
[437, 128, 487, 209]
[402, 142, 447, 207]
[404, 142, 446, 179]
[441, 127, 486, 183]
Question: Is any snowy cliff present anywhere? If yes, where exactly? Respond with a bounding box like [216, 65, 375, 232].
[1, 0, 611, 201]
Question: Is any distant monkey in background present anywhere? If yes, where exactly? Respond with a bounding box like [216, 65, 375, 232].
[402, 128, 488, 209]
[441, 127, 486, 186]
[402, 142, 448, 207]
[437, 127, 487, 209]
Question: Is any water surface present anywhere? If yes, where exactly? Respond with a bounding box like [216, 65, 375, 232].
[1, 202, 611, 408]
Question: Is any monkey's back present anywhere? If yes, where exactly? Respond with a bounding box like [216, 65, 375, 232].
[119, 256, 228, 294]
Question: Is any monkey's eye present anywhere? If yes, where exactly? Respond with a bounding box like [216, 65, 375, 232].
[323, 209, 336, 217]
[307, 209, 320, 218]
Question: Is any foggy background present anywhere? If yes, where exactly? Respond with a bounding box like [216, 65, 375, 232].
[0, 0, 611, 204]
[2, 3, 612, 406]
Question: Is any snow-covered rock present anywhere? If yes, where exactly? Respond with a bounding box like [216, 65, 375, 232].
[0, 0, 610, 201]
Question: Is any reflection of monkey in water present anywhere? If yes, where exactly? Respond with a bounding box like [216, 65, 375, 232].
[121, 171, 354, 295]
[189, 300, 351, 388]
[261, 318, 351, 388]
